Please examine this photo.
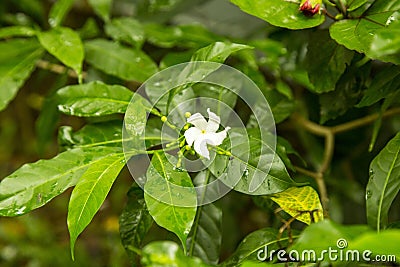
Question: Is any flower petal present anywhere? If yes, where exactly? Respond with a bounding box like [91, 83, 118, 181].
[193, 135, 211, 160]
[206, 108, 220, 133]
[187, 112, 207, 130]
[205, 127, 231, 146]
[184, 127, 202, 146]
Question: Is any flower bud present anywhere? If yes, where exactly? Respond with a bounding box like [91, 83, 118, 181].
[161, 116, 167, 122]
[299, 0, 321, 16]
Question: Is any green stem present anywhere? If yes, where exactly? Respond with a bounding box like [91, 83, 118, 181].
[127, 245, 142, 256]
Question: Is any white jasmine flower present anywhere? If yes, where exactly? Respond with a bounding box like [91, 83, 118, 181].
[184, 108, 230, 160]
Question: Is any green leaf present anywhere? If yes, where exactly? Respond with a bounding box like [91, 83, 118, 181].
[220, 130, 297, 195]
[230, 0, 325, 30]
[145, 78, 195, 116]
[144, 23, 184, 48]
[246, 129, 302, 172]
[119, 186, 153, 261]
[105, 17, 145, 48]
[78, 18, 100, 39]
[68, 152, 126, 259]
[141, 241, 211, 267]
[0, 26, 35, 39]
[160, 50, 194, 69]
[368, 92, 399, 152]
[37, 27, 84, 76]
[357, 65, 400, 107]
[187, 171, 222, 264]
[275, 80, 293, 100]
[366, 132, 400, 231]
[369, 110, 383, 152]
[370, 20, 400, 59]
[276, 136, 304, 171]
[222, 228, 287, 266]
[0, 38, 44, 111]
[88, 0, 112, 21]
[144, 152, 197, 252]
[319, 59, 369, 123]
[240, 261, 275, 267]
[124, 93, 152, 138]
[305, 30, 354, 93]
[192, 82, 237, 110]
[350, 230, 400, 261]
[290, 220, 370, 257]
[264, 90, 295, 124]
[58, 120, 123, 149]
[144, 23, 220, 49]
[347, 0, 369, 11]
[291, 220, 400, 262]
[11, 0, 46, 24]
[191, 42, 252, 62]
[84, 39, 158, 82]
[0, 146, 121, 216]
[56, 81, 133, 117]
[330, 0, 400, 64]
[48, 0, 75, 27]
[247, 89, 295, 126]
[271, 186, 324, 225]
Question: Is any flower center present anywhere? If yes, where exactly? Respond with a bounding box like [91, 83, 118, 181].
[201, 130, 206, 134]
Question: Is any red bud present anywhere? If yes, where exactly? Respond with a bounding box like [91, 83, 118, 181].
[299, 0, 320, 16]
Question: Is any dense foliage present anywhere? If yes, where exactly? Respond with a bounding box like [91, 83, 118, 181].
[0, 0, 399, 266]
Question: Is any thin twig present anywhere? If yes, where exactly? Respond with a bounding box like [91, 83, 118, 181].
[294, 166, 319, 180]
[320, 132, 334, 173]
[36, 59, 87, 80]
[331, 107, 400, 134]
[292, 107, 400, 217]
[322, 8, 337, 21]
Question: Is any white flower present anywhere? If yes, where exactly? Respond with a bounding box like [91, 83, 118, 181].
[184, 108, 230, 160]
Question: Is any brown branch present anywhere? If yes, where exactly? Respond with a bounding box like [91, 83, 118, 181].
[294, 166, 319, 180]
[320, 132, 334, 173]
[36, 59, 87, 80]
[331, 107, 400, 134]
[292, 107, 400, 218]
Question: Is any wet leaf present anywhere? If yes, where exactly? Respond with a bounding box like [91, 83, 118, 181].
[0, 38, 43, 111]
[330, 0, 400, 64]
[0, 147, 122, 216]
[187, 171, 222, 264]
[230, 0, 325, 30]
[37, 27, 84, 76]
[144, 152, 197, 252]
[84, 39, 158, 82]
[56, 81, 133, 117]
[68, 153, 126, 259]
[48, 0, 75, 27]
[120, 186, 153, 261]
[366, 133, 400, 231]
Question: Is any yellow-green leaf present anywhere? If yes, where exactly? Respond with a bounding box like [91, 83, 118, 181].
[271, 186, 323, 225]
